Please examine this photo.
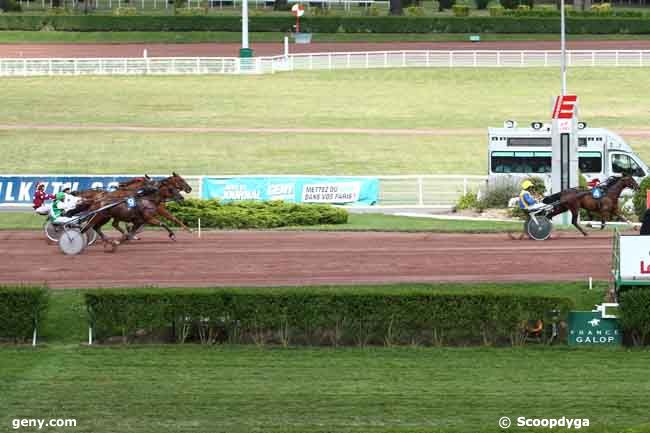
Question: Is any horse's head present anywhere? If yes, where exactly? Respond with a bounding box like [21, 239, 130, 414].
[168, 172, 192, 194]
[622, 175, 640, 191]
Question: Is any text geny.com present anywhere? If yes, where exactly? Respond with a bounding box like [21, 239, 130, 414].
[12, 418, 77, 430]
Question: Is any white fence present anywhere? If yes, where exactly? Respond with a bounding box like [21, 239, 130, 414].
[17, 0, 388, 10]
[3, 50, 650, 76]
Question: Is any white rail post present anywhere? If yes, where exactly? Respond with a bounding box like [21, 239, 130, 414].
[347, 53, 351, 68]
[616, 51, 619, 67]
[640, 51, 643, 67]
[592, 51, 596, 67]
[520, 51, 524, 67]
[402, 51, 406, 67]
[463, 177, 468, 195]
[328, 53, 332, 70]
[448, 51, 453, 67]
[384, 52, 388, 68]
[88, 326, 93, 345]
[426, 51, 430, 67]
[365, 52, 369, 69]
[473, 51, 477, 67]
[497, 51, 500, 66]
[544, 51, 548, 67]
[417, 177, 424, 206]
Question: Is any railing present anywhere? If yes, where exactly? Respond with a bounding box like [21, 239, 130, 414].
[3, 50, 650, 77]
[0, 174, 486, 208]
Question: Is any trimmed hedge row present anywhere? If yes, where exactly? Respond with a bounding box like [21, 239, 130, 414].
[0, 286, 48, 343]
[619, 288, 650, 346]
[85, 288, 573, 346]
[2, 15, 650, 33]
[165, 199, 348, 229]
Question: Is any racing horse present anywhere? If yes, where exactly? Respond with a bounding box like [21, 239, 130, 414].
[77, 184, 182, 249]
[547, 175, 639, 236]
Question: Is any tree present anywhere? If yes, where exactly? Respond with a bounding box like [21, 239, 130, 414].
[274, 0, 289, 11]
[389, 0, 402, 15]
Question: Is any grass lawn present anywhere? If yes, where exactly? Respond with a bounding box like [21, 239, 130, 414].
[1, 344, 649, 433]
[3, 69, 650, 130]
[2, 68, 650, 175]
[4, 31, 650, 44]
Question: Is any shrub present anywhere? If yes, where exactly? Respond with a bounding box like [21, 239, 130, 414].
[438, 0, 455, 11]
[174, 6, 207, 15]
[619, 289, 650, 346]
[85, 288, 573, 347]
[406, 5, 425, 15]
[365, 5, 381, 16]
[113, 7, 137, 16]
[0, 286, 48, 343]
[0, 0, 21, 12]
[165, 199, 348, 229]
[489, 5, 504, 15]
[455, 191, 479, 211]
[478, 177, 519, 209]
[499, 0, 516, 9]
[632, 176, 650, 218]
[475, 0, 489, 9]
[452, 4, 470, 16]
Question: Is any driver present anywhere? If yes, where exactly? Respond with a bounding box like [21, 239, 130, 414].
[50, 192, 79, 224]
[519, 180, 545, 211]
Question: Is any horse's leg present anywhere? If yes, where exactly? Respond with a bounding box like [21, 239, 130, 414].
[143, 215, 177, 241]
[111, 218, 131, 241]
[571, 205, 588, 236]
[157, 203, 193, 233]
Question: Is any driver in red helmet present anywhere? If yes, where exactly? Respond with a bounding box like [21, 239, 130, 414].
[33, 183, 55, 215]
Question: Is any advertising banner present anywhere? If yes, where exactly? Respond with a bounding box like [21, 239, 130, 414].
[201, 176, 379, 205]
[568, 311, 621, 346]
[619, 235, 650, 281]
[0, 176, 142, 205]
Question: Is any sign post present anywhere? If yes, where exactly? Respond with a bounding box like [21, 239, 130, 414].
[240, 0, 254, 58]
[551, 94, 579, 224]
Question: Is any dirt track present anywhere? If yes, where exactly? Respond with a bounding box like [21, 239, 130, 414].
[1, 230, 616, 289]
[2, 40, 650, 58]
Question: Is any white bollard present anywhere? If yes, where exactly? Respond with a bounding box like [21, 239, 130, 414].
[198, 218, 201, 238]
[32, 328, 37, 347]
[588, 277, 593, 290]
[143, 49, 148, 58]
[88, 327, 93, 345]
[284, 36, 289, 59]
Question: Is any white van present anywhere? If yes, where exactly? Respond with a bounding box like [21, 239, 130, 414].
[488, 121, 648, 189]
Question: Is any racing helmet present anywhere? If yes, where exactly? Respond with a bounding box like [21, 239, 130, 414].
[55, 192, 65, 200]
[521, 180, 533, 190]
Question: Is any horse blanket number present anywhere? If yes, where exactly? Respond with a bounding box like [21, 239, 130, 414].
[127, 197, 137, 209]
[592, 188, 603, 199]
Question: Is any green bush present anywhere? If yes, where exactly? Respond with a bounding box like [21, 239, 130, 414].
[452, 4, 470, 16]
[454, 191, 479, 211]
[406, 5, 426, 16]
[479, 178, 519, 209]
[0, 0, 21, 12]
[438, 0, 455, 11]
[489, 5, 504, 15]
[1, 14, 650, 34]
[475, 0, 489, 10]
[0, 286, 48, 343]
[85, 288, 573, 347]
[632, 176, 650, 218]
[619, 288, 650, 346]
[112, 7, 137, 16]
[165, 199, 348, 229]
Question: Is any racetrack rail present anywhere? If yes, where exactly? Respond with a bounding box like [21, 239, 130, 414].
[1, 230, 616, 289]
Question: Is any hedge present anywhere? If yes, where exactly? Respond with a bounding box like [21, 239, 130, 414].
[2, 15, 650, 33]
[165, 199, 348, 229]
[619, 288, 650, 346]
[0, 286, 48, 343]
[85, 288, 573, 346]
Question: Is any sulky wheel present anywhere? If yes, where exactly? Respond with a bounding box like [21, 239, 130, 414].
[525, 216, 553, 241]
[44, 220, 64, 243]
[59, 228, 87, 255]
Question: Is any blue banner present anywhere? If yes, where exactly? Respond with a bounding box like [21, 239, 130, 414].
[201, 176, 379, 205]
[0, 176, 143, 205]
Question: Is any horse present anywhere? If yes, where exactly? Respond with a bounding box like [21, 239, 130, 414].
[547, 175, 639, 236]
[78, 184, 182, 249]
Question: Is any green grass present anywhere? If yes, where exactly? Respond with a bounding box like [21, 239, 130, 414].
[3, 31, 650, 43]
[2, 69, 650, 175]
[3, 69, 650, 130]
[2, 344, 649, 433]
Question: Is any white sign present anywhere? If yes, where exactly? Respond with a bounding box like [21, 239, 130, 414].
[302, 182, 360, 203]
[619, 235, 650, 280]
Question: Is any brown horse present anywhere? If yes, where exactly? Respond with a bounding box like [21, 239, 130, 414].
[78, 185, 180, 248]
[548, 175, 639, 236]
